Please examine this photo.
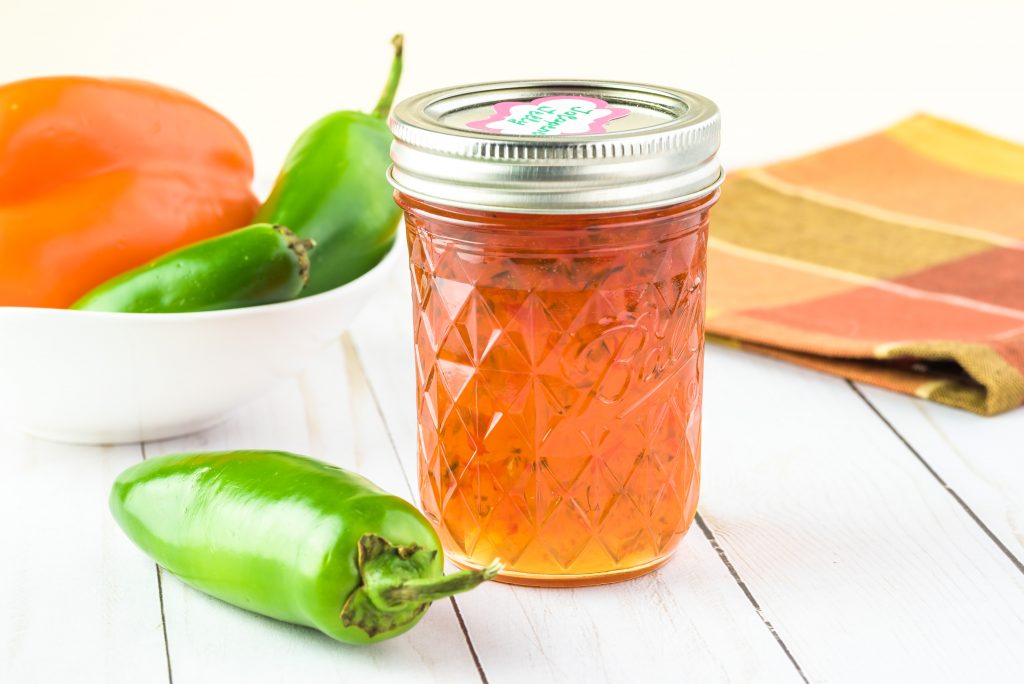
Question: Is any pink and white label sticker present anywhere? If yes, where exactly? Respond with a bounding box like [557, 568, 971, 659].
[466, 95, 631, 136]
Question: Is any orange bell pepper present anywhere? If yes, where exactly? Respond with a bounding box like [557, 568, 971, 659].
[0, 76, 259, 308]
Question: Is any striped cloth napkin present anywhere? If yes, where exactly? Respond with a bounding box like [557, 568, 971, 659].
[706, 115, 1024, 416]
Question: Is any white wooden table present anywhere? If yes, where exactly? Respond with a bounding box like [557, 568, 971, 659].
[3, 263, 1024, 684]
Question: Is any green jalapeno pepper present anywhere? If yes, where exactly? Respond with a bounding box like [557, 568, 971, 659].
[71, 224, 314, 313]
[254, 35, 404, 296]
[110, 450, 499, 644]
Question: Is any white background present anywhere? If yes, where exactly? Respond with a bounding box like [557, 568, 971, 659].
[3, 0, 1021, 181]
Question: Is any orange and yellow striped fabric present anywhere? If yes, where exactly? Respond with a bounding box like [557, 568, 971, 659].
[707, 115, 1024, 415]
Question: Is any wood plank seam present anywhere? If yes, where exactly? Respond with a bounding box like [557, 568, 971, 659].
[154, 566, 175, 684]
[847, 381, 1024, 577]
[694, 514, 811, 684]
[449, 598, 490, 684]
[141, 441, 176, 684]
[349, 336, 415, 499]
[345, 335, 490, 684]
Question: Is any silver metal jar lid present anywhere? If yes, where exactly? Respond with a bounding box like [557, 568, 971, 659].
[388, 80, 722, 214]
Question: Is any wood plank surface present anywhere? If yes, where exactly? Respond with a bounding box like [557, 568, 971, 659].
[855, 384, 1024, 568]
[0, 426, 168, 684]
[4, 272, 1024, 684]
[700, 347, 1024, 683]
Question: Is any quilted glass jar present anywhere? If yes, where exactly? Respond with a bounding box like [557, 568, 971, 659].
[389, 81, 722, 586]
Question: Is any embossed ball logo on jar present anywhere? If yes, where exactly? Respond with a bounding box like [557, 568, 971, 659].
[561, 321, 648, 406]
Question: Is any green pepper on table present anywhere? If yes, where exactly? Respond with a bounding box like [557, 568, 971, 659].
[110, 450, 500, 644]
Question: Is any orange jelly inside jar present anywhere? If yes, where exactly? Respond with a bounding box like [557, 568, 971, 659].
[398, 193, 716, 586]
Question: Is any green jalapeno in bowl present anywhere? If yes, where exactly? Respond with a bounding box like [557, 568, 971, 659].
[72, 224, 314, 313]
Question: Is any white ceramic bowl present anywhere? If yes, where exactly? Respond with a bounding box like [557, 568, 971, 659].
[0, 241, 400, 444]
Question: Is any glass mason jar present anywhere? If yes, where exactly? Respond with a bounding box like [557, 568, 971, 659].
[389, 82, 722, 586]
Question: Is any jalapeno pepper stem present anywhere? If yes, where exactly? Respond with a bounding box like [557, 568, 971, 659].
[271, 224, 316, 286]
[343, 536, 501, 634]
[379, 559, 503, 606]
[371, 34, 404, 119]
